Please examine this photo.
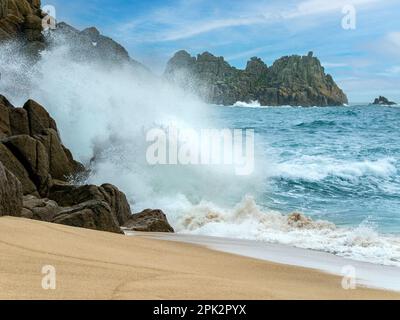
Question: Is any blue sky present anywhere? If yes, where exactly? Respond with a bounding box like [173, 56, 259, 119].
[44, 0, 400, 103]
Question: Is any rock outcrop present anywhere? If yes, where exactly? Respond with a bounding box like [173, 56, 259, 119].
[164, 50, 348, 107]
[46, 22, 148, 72]
[1, 1, 148, 70]
[21, 194, 59, 221]
[123, 209, 175, 233]
[0, 94, 174, 234]
[371, 96, 396, 106]
[0, 96, 83, 196]
[48, 182, 131, 226]
[0, 161, 23, 216]
[0, 0, 45, 56]
[52, 200, 122, 234]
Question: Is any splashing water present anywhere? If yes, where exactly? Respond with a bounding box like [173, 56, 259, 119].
[1, 37, 400, 267]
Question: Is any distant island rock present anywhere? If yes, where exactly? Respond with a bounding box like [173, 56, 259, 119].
[164, 50, 348, 107]
[371, 96, 397, 106]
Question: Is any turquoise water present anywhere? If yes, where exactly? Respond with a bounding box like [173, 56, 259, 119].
[214, 104, 400, 234]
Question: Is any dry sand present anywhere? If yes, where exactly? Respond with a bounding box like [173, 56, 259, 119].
[0, 216, 399, 300]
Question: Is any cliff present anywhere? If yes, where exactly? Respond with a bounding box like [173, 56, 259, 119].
[164, 50, 348, 107]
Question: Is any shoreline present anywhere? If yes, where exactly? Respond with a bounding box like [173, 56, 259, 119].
[131, 232, 400, 293]
[1, 216, 399, 300]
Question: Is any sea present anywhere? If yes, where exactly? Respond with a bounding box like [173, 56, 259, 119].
[1, 39, 400, 268]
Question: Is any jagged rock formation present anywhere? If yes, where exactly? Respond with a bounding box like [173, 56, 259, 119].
[371, 96, 396, 106]
[0, 0, 45, 56]
[0, 94, 174, 233]
[50, 22, 146, 69]
[0, 96, 83, 196]
[164, 50, 348, 107]
[0, 0, 148, 70]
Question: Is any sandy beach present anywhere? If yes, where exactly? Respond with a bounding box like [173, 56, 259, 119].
[0, 216, 399, 300]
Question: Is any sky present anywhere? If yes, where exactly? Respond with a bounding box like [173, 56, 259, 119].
[44, 0, 400, 103]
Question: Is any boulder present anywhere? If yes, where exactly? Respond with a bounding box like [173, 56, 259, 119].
[2, 135, 50, 196]
[101, 183, 132, 225]
[0, 95, 12, 138]
[0, 142, 38, 195]
[35, 128, 83, 181]
[123, 209, 174, 233]
[23, 99, 58, 136]
[0, 160, 23, 216]
[10, 108, 30, 135]
[49, 182, 132, 226]
[22, 194, 60, 221]
[53, 200, 122, 234]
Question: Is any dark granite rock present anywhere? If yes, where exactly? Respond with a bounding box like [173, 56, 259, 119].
[53, 200, 123, 234]
[123, 209, 174, 233]
[49, 182, 132, 226]
[372, 96, 396, 106]
[22, 194, 60, 221]
[0, 160, 23, 216]
[0, 0, 45, 57]
[2, 134, 50, 196]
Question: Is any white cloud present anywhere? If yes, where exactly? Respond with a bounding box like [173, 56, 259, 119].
[382, 66, 400, 75]
[160, 16, 267, 42]
[385, 32, 400, 49]
[283, 0, 379, 19]
[322, 62, 348, 68]
[114, 0, 386, 43]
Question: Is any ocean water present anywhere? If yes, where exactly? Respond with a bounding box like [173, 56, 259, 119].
[1, 39, 400, 267]
[214, 103, 400, 234]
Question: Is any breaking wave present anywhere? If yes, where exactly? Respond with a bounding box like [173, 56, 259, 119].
[232, 100, 262, 108]
[1, 36, 400, 267]
[173, 196, 400, 267]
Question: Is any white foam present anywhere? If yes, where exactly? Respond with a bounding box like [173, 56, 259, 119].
[1, 39, 400, 270]
[270, 156, 397, 182]
[171, 196, 400, 267]
[232, 100, 263, 108]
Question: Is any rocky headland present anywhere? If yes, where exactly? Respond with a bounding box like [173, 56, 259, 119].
[164, 50, 348, 107]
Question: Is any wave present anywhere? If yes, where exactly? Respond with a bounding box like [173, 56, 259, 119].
[295, 120, 337, 128]
[232, 100, 263, 108]
[270, 156, 397, 182]
[1, 37, 399, 268]
[173, 196, 400, 267]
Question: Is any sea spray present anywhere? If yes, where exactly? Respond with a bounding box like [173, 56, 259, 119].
[1, 36, 400, 267]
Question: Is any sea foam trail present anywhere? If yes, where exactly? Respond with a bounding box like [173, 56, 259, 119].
[173, 196, 400, 267]
[1, 39, 400, 268]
